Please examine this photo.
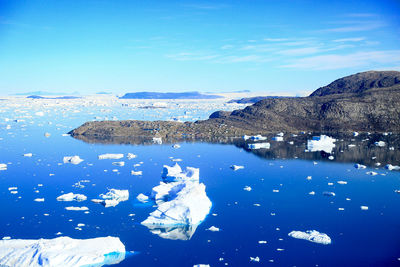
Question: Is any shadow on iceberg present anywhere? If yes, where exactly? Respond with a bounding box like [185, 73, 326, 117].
[143, 224, 199, 241]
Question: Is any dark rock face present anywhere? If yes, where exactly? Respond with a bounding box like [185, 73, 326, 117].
[227, 96, 282, 104]
[310, 71, 400, 96]
[70, 71, 400, 141]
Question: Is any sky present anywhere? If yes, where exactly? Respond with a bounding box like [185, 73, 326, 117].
[0, 0, 399, 95]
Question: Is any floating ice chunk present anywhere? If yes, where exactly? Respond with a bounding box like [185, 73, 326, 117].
[337, 181, 347, 185]
[126, 153, 136, 159]
[2, 237, 11, 240]
[243, 186, 252, 191]
[34, 198, 45, 202]
[172, 144, 181, 149]
[23, 153, 33, 157]
[131, 170, 142, 176]
[250, 135, 267, 141]
[206, 226, 220, 232]
[63, 156, 84, 165]
[277, 132, 284, 137]
[348, 144, 356, 148]
[8, 187, 17, 191]
[162, 163, 199, 182]
[353, 132, 359, 137]
[146, 224, 198, 240]
[323, 191, 335, 197]
[136, 193, 149, 203]
[386, 164, 400, 171]
[193, 264, 210, 267]
[112, 161, 125, 167]
[375, 141, 385, 147]
[230, 165, 244, 171]
[354, 164, 366, 169]
[258, 240, 267, 244]
[57, 193, 87, 202]
[99, 189, 129, 207]
[0, 164, 7, 171]
[288, 230, 331, 245]
[328, 155, 334, 160]
[153, 137, 162, 144]
[65, 206, 89, 211]
[248, 142, 270, 150]
[307, 135, 336, 153]
[98, 154, 124, 160]
[366, 171, 378, 176]
[309, 191, 315, 195]
[0, 236, 126, 267]
[44, 132, 51, 137]
[272, 136, 283, 141]
[250, 256, 260, 262]
[361, 206, 369, 210]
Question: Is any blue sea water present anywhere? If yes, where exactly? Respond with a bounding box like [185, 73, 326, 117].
[0, 99, 399, 266]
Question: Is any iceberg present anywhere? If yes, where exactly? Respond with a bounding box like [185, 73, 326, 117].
[57, 193, 87, 202]
[230, 165, 244, 171]
[307, 135, 336, 153]
[98, 154, 124, 160]
[98, 189, 129, 207]
[0, 236, 125, 267]
[144, 224, 198, 241]
[141, 164, 211, 237]
[354, 163, 366, 169]
[136, 193, 149, 203]
[386, 164, 400, 171]
[288, 230, 331, 245]
[63, 156, 84, 165]
[272, 136, 283, 141]
[248, 142, 270, 150]
[0, 164, 7, 171]
[127, 153, 136, 159]
[65, 206, 89, 211]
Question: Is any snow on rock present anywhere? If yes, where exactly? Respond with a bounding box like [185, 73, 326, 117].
[0, 236, 125, 267]
[99, 189, 129, 207]
[98, 154, 124, 160]
[374, 141, 385, 147]
[141, 164, 211, 230]
[63, 156, 84, 165]
[152, 137, 162, 144]
[307, 135, 336, 153]
[272, 136, 284, 141]
[230, 165, 244, 171]
[288, 230, 331, 245]
[162, 163, 199, 182]
[57, 193, 87, 202]
[248, 142, 270, 150]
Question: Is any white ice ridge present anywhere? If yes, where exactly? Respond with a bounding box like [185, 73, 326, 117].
[57, 193, 87, 202]
[288, 230, 331, 245]
[248, 142, 270, 149]
[63, 156, 84, 165]
[99, 189, 129, 207]
[141, 163, 211, 228]
[162, 163, 199, 182]
[0, 236, 125, 267]
[98, 153, 124, 160]
[307, 135, 336, 153]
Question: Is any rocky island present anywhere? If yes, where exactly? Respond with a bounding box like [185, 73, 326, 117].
[70, 71, 400, 142]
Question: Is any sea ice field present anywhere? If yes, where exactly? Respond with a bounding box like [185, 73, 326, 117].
[0, 95, 399, 266]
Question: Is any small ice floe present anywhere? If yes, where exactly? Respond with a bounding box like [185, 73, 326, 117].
[243, 186, 252, 191]
[98, 189, 129, 207]
[65, 206, 89, 211]
[258, 240, 267, 244]
[0, 164, 7, 171]
[112, 161, 125, 167]
[0, 236, 126, 266]
[361, 206, 369, 210]
[307, 135, 336, 153]
[162, 163, 199, 182]
[136, 193, 149, 203]
[306, 176, 312, 180]
[44, 132, 51, 138]
[34, 198, 45, 202]
[193, 265, 210, 267]
[353, 132, 359, 137]
[127, 153, 136, 159]
[63, 156, 84, 165]
[248, 143, 270, 149]
[354, 163, 366, 169]
[328, 155, 334, 160]
[23, 153, 33, 157]
[57, 193, 87, 202]
[206, 226, 220, 232]
[309, 191, 315, 195]
[2, 237, 11, 240]
[131, 170, 142, 176]
[366, 171, 378, 176]
[374, 141, 385, 147]
[288, 230, 331, 245]
[386, 164, 400, 171]
[152, 137, 162, 144]
[98, 153, 124, 160]
[337, 181, 347, 185]
[348, 144, 356, 148]
[172, 144, 181, 149]
[323, 191, 335, 197]
[250, 256, 260, 262]
[230, 165, 244, 171]
[394, 190, 400, 194]
[328, 182, 333, 186]
[272, 136, 283, 142]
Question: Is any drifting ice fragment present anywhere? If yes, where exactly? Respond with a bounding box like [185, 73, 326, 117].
[250, 257, 260, 262]
[386, 164, 400, 171]
[34, 198, 44, 202]
[172, 144, 181, 149]
[162, 163, 199, 182]
[288, 230, 331, 245]
[272, 136, 283, 141]
[57, 193, 87, 202]
[136, 193, 149, 203]
[248, 143, 270, 149]
[0, 164, 7, 171]
[323, 191, 335, 197]
[0, 236, 126, 267]
[206, 226, 220, 232]
[23, 153, 33, 157]
[112, 161, 125, 167]
[366, 171, 378, 176]
[307, 135, 336, 153]
[354, 164, 366, 169]
[65, 206, 89, 211]
[99, 189, 129, 207]
[127, 153, 136, 159]
[98, 154, 124, 160]
[361, 206, 369, 210]
[244, 186, 252, 191]
[63, 156, 84, 165]
[131, 170, 142, 176]
[230, 165, 244, 171]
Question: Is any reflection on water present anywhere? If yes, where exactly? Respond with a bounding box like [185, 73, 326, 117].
[144, 224, 199, 241]
[73, 132, 400, 167]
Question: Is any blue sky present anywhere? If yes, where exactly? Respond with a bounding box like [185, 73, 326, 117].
[0, 0, 399, 95]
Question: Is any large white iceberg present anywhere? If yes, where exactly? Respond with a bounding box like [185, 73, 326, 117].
[63, 156, 84, 165]
[288, 230, 331, 245]
[141, 164, 211, 237]
[307, 135, 336, 153]
[0, 236, 125, 267]
[57, 193, 87, 202]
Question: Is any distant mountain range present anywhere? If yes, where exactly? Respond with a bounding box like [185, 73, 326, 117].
[119, 91, 223, 99]
[27, 95, 81, 100]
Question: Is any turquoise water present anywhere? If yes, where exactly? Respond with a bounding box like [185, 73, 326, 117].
[0, 99, 399, 266]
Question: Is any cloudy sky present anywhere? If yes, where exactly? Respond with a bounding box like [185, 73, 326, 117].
[0, 0, 399, 95]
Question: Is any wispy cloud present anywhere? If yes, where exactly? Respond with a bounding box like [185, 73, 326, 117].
[333, 37, 366, 42]
[281, 50, 400, 70]
[165, 52, 219, 61]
